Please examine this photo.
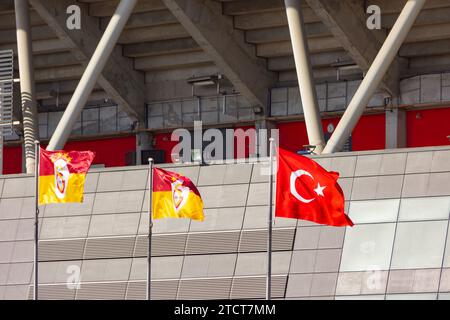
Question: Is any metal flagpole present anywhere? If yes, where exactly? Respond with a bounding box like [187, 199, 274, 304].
[147, 158, 154, 301]
[266, 138, 275, 300]
[33, 140, 40, 300]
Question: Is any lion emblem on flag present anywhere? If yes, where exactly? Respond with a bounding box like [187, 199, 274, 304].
[171, 179, 190, 212]
[53, 157, 70, 200]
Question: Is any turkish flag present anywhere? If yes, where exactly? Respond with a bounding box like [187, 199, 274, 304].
[275, 148, 353, 227]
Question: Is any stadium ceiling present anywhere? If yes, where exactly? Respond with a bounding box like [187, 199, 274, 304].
[1, 0, 450, 116]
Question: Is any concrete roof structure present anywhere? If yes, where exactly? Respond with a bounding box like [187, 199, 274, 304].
[1, 0, 450, 114]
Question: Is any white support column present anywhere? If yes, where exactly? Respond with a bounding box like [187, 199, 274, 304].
[284, 0, 325, 154]
[46, 0, 138, 151]
[323, 0, 426, 154]
[15, 0, 39, 173]
[386, 106, 406, 149]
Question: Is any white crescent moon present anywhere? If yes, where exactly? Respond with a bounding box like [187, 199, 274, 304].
[290, 170, 315, 203]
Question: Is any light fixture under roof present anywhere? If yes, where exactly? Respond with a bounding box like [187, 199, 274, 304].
[187, 74, 223, 86]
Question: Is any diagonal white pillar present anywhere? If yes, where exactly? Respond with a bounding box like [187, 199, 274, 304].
[47, 0, 138, 151]
[323, 0, 426, 154]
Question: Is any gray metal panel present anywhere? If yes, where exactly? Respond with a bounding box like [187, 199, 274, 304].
[27, 284, 75, 300]
[230, 275, 287, 299]
[185, 231, 240, 255]
[178, 278, 232, 300]
[39, 239, 85, 261]
[134, 234, 187, 257]
[84, 237, 135, 260]
[239, 228, 295, 252]
[75, 282, 127, 300]
[126, 280, 179, 300]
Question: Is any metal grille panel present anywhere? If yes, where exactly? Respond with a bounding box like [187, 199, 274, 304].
[185, 231, 240, 255]
[134, 234, 187, 257]
[28, 284, 76, 300]
[0, 50, 14, 136]
[239, 229, 296, 252]
[84, 237, 135, 259]
[126, 280, 179, 300]
[75, 282, 127, 300]
[39, 239, 85, 261]
[231, 275, 288, 299]
[178, 277, 232, 300]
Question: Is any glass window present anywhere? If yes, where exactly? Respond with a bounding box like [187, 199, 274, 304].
[399, 196, 450, 221]
[100, 106, 117, 133]
[82, 108, 99, 122]
[349, 199, 400, 224]
[47, 111, 64, 136]
[82, 121, 98, 135]
[340, 223, 396, 272]
[391, 221, 447, 269]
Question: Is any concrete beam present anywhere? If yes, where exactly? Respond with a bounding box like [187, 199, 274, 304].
[404, 22, 450, 43]
[123, 38, 199, 58]
[36, 80, 102, 95]
[32, 52, 81, 68]
[267, 50, 351, 71]
[0, 10, 44, 29]
[234, 9, 320, 30]
[406, 54, 450, 76]
[370, 0, 450, 14]
[278, 67, 363, 82]
[382, 7, 450, 28]
[0, 25, 55, 43]
[0, 38, 72, 55]
[100, 10, 177, 30]
[40, 90, 109, 107]
[0, 1, 14, 12]
[34, 65, 84, 82]
[144, 64, 218, 82]
[245, 23, 330, 44]
[256, 36, 341, 57]
[88, 0, 165, 17]
[135, 51, 211, 71]
[30, 0, 146, 122]
[400, 39, 450, 57]
[118, 24, 188, 44]
[223, 0, 295, 16]
[305, 0, 400, 96]
[162, 0, 276, 109]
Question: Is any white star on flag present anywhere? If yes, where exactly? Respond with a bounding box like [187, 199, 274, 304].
[314, 183, 326, 197]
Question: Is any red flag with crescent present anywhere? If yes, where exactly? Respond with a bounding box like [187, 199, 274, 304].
[275, 147, 353, 227]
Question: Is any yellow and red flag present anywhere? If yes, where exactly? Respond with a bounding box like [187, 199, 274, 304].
[39, 147, 95, 205]
[152, 167, 204, 221]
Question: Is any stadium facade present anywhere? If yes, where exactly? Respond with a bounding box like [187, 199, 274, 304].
[0, 146, 450, 300]
[0, 0, 450, 299]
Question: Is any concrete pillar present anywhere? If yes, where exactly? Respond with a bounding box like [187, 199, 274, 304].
[284, 0, 325, 154]
[47, 0, 138, 151]
[255, 118, 278, 158]
[136, 131, 153, 165]
[386, 104, 406, 149]
[15, 0, 39, 173]
[323, 0, 426, 154]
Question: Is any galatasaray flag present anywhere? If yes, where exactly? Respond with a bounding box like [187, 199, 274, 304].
[39, 148, 95, 205]
[275, 147, 353, 227]
[152, 167, 204, 221]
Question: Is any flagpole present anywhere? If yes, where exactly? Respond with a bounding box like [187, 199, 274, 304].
[147, 158, 154, 301]
[266, 137, 275, 300]
[33, 140, 40, 300]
